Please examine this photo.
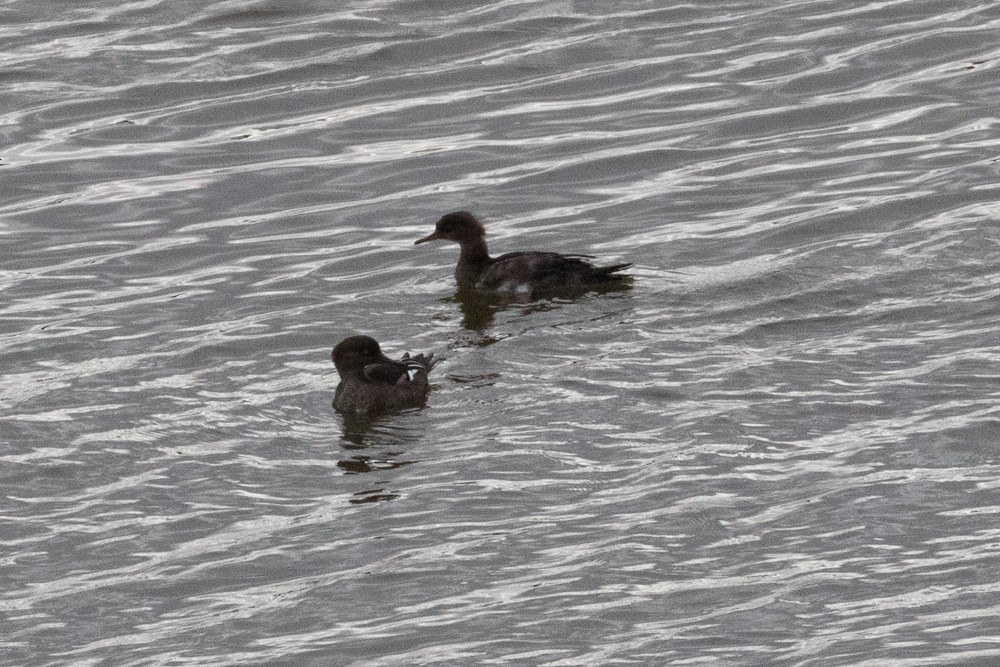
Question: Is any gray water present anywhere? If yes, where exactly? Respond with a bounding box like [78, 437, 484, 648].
[4, 1, 1000, 665]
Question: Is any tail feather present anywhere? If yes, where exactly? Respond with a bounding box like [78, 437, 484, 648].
[403, 352, 438, 372]
[594, 262, 632, 281]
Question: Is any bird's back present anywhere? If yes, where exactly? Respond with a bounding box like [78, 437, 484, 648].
[333, 354, 437, 413]
[477, 251, 631, 294]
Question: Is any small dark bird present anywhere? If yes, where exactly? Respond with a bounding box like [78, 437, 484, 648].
[415, 211, 631, 296]
[332, 335, 438, 414]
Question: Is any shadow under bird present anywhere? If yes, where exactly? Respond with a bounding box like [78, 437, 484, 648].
[332, 335, 438, 414]
[415, 211, 632, 296]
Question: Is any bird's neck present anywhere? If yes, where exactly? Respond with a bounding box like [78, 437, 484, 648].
[458, 237, 491, 264]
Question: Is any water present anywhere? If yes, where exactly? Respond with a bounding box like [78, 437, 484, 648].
[4, 1, 1000, 665]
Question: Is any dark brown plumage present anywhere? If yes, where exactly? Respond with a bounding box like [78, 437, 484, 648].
[332, 335, 438, 414]
[415, 211, 631, 296]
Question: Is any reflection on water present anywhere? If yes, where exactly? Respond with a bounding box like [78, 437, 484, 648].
[335, 412, 419, 505]
[449, 282, 635, 334]
[452, 288, 502, 333]
[4, 0, 1000, 665]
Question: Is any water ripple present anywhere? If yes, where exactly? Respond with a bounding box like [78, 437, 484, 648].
[4, 0, 1000, 665]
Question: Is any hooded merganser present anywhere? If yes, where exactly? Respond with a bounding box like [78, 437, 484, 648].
[415, 211, 631, 295]
[332, 335, 438, 414]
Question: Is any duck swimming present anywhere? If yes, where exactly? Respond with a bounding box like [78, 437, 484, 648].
[415, 211, 631, 296]
[332, 335, 438, 414]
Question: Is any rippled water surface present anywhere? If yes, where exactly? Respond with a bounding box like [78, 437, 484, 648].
[4, 1, 1000, 665]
